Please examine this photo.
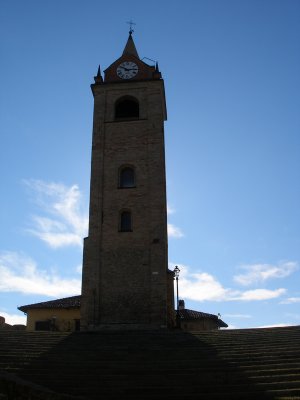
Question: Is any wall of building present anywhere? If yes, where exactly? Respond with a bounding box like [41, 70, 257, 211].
[81, 80, 169, 329]
[25, 309, 80, 332]
[181, 318, 220, 332]
[25, 307, 220, 332]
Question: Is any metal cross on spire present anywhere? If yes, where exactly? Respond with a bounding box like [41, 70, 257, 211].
[126, 19, 136, 35]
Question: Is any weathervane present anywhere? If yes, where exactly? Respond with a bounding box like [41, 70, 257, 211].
[126, 19, 136, 35]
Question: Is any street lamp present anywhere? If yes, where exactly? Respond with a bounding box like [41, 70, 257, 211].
[174, 266, 180, 328]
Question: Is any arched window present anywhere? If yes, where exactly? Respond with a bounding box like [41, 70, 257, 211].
[120, 211, 132, 232]
[115, 96, 139, 120]
[119, 166, 135, 188]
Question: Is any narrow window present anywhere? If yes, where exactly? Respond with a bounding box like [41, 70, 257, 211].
[120, 211, 132, 232]
[119, 167, 135, 188]
[75, 319, 80, 331]
[115, 96, 139, 120]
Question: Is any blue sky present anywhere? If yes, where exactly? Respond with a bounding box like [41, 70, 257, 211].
[0, 0, 299, 328]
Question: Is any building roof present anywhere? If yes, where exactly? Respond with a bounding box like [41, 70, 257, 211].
[179, 308, 228, 328]
[18, 295, 81, 313]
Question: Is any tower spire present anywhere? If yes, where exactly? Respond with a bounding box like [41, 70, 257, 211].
[123, 21, 139, 58]
[94, 65, 103, 83]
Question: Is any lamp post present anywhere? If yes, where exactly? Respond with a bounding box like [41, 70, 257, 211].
[174, 266, 180, 328]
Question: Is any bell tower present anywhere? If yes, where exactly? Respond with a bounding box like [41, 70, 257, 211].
[81, 32, 170, 330]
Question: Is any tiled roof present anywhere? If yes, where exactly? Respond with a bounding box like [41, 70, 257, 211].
[179, 308, 228, 328]
[18, 295, 81, 313]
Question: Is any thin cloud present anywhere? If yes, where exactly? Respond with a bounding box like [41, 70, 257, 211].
[75, 265, 82, 274]
[285, 313, 300, 320]
[167, 204, 176, 215]
[24, 180, 183, 243]
[0, 251, 81, 297]
[224, 314, 252, 319]
[233, 288, 286, 301]
[256, 323, 296, 328]
[168, 223, 184, 238]
[280, 297, 300, 304]
[234, 262, 298, 286]
[171, 263, 286, 302]
[23, 179, 88, 249]
[166, 204, 184, 238]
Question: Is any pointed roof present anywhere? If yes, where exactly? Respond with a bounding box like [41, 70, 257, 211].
[122, 33, 139, 59]
[94, 65, 103, 83]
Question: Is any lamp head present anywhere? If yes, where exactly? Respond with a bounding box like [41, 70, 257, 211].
[174, 266, 180, 278]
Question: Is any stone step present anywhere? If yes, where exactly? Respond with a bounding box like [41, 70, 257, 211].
[18, 370, 300, 390]
[39, 380, 300, 398]
[1, 327, 300, 399]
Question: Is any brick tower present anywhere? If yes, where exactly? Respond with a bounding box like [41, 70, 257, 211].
[81, 32, 171, 330]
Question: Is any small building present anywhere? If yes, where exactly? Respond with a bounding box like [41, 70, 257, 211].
[178, 300, 227, 331]
[18, 296, 227, 332]
[18, 296, 81, 332]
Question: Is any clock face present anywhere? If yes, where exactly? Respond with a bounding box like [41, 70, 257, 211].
[117, 61, 138, 79]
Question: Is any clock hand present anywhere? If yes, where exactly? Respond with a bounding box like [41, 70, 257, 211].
[121, 66, 137, 72]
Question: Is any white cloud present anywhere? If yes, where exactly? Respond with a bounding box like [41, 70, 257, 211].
[168, 223, 184, 238]
[23, 180, 88, 248]
[75, 264, 82, 274]
[0, 311, 26, 326]
[223, 324, 239, 329]
[233, 262, 298, 286]
[0, 251, 81, 297]
[178, 266, 230, 301]
[171, 263, 286, 302]
[280, 297, 300, 304]
[232, 288, 286, 301]
[166, 204, 183, 238]
[167, 204, 175, 215]
[256, 323, 296, 328]
[24, 180, 183, 243]
[225, 322, 296, 329]
[224, 314, 252, 319]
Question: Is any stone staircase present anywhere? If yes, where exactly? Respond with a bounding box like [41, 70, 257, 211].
[0, 326, 300, 399]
